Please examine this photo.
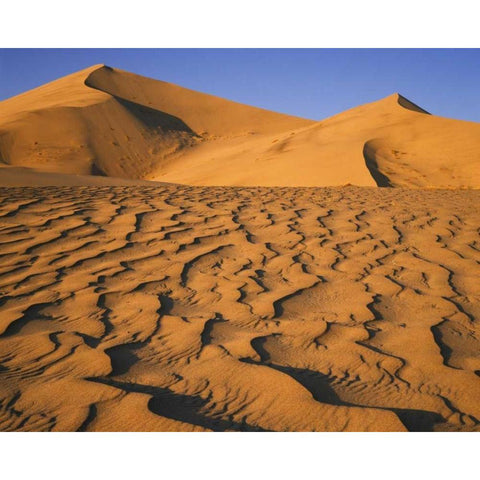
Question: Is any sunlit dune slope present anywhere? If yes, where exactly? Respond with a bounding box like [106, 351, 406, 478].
[314, 93, 480, 188]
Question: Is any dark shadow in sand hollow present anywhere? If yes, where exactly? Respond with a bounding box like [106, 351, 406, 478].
[86, 377, 268, 432]
[243, 337, 447, 432]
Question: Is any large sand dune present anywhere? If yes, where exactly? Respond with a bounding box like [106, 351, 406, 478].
[1, 65, 479, 188]
[0, 65, 312, 182]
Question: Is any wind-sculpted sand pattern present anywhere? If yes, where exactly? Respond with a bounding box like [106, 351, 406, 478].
[0, 185, 479, 432]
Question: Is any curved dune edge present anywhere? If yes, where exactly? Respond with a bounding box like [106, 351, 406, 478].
[1, 65, 479, 188]
[0, 185, 479, 432]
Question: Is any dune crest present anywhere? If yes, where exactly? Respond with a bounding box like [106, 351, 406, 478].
[395, 93, 430, 114]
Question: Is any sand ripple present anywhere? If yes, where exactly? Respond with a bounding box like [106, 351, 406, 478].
[0, 185, 479, 431]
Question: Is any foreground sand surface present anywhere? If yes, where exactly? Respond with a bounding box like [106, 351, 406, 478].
[0, 185, 479, 432]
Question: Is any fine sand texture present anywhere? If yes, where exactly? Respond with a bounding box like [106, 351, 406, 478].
[1, 65, 480, 188]
[1, 185, 479, 432]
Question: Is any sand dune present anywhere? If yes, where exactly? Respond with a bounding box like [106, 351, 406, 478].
[0, 185, 479, 431]
[0, 65, 312, 182]
[1, 65, 479, 188]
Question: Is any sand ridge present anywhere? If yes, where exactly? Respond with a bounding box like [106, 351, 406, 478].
[0, 185, 479, 432]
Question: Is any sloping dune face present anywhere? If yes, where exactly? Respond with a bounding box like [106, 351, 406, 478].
[0, 65, 107, 175]
[0, 65, 203, 179]
[1, 185, 480, 432]
[85, 66, 311, 137]
[2, 65, 479, 187]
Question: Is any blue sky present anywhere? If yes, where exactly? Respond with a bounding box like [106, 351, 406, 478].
[0, 49, 479, 122]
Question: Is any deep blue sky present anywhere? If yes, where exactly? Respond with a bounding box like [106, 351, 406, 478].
[1, 49, 479, 122]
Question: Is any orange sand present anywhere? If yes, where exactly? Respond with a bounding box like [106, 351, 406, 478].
[0, 66, 479, 432]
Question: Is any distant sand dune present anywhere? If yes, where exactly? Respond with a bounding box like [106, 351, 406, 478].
[1, 65, 479, 188]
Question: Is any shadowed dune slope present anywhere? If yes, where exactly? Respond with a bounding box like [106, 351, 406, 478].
[1, 65, 480, 187]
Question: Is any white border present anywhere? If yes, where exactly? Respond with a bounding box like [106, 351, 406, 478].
[1, 432, 478, 479]
[1, 0, 479, 47]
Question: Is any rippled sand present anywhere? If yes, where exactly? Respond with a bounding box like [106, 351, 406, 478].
[1, 185, 479, 431]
